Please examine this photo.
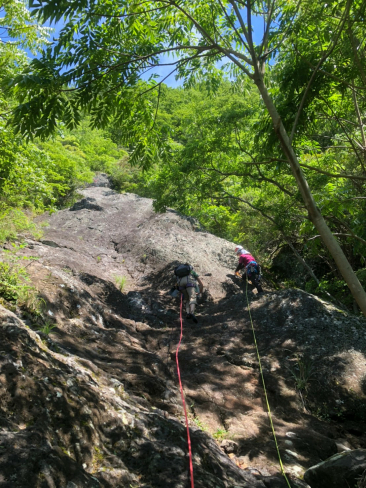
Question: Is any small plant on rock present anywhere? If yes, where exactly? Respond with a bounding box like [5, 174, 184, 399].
[91, 446, 105, 473]
[288, 355, 314, 392]
[21, 289, 45, 317]
[114, 275, 127, 292]
[0, 259, 42, 316]
[38, 319, 56, 335]
[213, 428, 229, 441]
[193, 416, 207, 431]
[0, 261, 28, 302]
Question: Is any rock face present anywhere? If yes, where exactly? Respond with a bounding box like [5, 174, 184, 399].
[70, 197, 104, 212]
[89, 172, 111, 188]
[304, 449, 366, 488]
[1, 184, 366, 487]
[0, 305, 267, 488]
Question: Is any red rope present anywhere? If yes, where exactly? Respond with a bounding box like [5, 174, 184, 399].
[176, 293, 195, 488]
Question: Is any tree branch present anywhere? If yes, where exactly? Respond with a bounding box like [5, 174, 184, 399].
[255, 165, 296, 197]
[319, 95, 366, 171]
[260, 0, 302, 60]
[259, 0, 275, 57]
[352, 85, 366, 149]
[217, 0, 250, 51]
[150, 83, 161, 131]
[168, 0, 254, 77]
[308, 233, 366, 246]
[89, 4, 170, 19]
[299, 163, 366, 180]
[297, 52, 366, 91]
[228, 0, 250, 46]
[348, 27, 366, 87]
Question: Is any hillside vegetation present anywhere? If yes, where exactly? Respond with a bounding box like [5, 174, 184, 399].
[1, 0, 366, 313]
[0, 3, 366, 485]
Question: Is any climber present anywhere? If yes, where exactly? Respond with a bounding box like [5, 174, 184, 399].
[174, 263, 203, 323]
[234, 245, 263, 294]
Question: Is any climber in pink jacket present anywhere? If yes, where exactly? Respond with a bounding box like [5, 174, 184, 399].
[234, 245, 263, 294]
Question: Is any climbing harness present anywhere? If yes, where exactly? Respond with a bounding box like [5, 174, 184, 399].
[176, 293, 195, 488]
[244, 278, 292, 488]
[245, 260, 260, 276]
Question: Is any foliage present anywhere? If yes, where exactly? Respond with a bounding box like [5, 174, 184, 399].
[0, 257, 41, 315]
[8, 0, 295, 150]
[0, 206, 43, 244]
[192, 416, 207, 431]
[144, 83, 280, 250]
[0, 2, 125, 247]
[212, 428, 229, 441]
[59, 119, 131, 192]
[0, 261, 28, 301]
[0, 118, 97, 228]
[1, 120, 87, 210]
[0, 0, 50, 54]
[310, 269, 366, 308]
[38, 319, 56, 335]
[0, 1, 85, 240]
[118, 79, 365, 310]
[1, 0, 365, 309]
[114, 275, 127, 293]
[104, 155, 148, 194]
[288, 355, 314, 392]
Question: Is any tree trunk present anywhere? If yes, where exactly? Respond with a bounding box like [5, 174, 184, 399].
[255, 77, 366, 317]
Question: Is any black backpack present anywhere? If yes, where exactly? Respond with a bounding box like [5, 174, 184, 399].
[174, 263, 192, 278]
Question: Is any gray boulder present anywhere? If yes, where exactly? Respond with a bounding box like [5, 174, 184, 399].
[69, 197, 103, 211]
[220, 439, 239, 454]
[304, 449, 366, 488]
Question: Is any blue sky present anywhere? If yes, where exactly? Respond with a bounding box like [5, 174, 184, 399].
[29, 12, 266, 88]
[149, 13, 265, 87]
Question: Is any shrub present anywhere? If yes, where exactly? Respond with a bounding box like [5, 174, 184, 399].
[0, 261, 30, 301]
[0, 258, 42, 315]
[0, 206, 43, 245]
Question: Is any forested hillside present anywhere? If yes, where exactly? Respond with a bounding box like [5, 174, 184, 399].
[1, 0, 366, 313]
[1, 1, 366, 487]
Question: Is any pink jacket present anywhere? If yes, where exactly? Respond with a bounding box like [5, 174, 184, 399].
[238, 253, 256, 267]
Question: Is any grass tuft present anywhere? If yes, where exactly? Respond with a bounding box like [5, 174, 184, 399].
[288, 355, 314, 392]
[213, 428, 229, 441]
[38, 319, 56, 335]
[114, 275, 127, 292]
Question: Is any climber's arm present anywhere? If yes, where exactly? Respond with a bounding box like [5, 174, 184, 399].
[235, 262, 244, 273]
[197, 277, 204, 294]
